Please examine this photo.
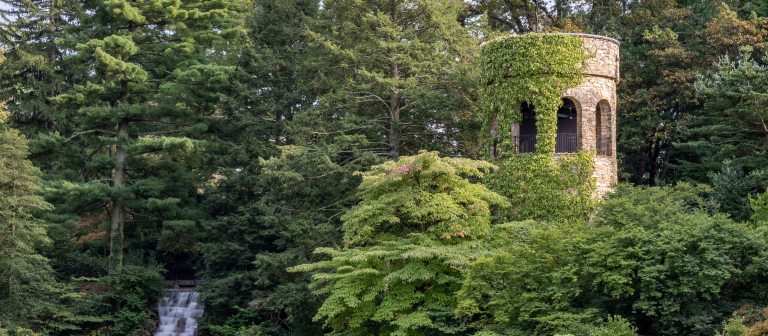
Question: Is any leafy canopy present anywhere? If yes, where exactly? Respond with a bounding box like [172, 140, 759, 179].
[292, 151, 508, 335]
[459, 184, 768, 336]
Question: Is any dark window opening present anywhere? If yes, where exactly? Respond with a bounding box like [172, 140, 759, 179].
[519, 102, 536, 153]
[516, 99, 578, 153]
[556, 98, 578, 153]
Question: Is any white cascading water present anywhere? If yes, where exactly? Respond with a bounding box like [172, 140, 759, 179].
[155, 289, 204, 336]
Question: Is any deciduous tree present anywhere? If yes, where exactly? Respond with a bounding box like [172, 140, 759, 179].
[292, 151, 507, 335]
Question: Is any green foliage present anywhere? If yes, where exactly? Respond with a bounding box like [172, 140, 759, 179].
[0, 1, 80, 138]
[105, 255, 165, 306]
[592, 184, 768, 335]
[295, 237, 482, 335]
[487, 152, 595, 222]
[303, 0, 480, 158]
[677, 52, 768, 185]
[291, 152, 507, 335]
[0, 112, 62, 332]
[466, 1, 584, 33]
[210, 0, 318, 162]
[481, 34, 587, 154]
[616, 3, 768, 184]
[104, 253, 164, 335]
[751, 192, 768, 224]
[42, 0, 248, 274]
[110, 295, 152, 336]
[459, 184, 768, 335]
[2, 0, 768, 334]
[0, 327, 40, 336]
[341, 151, 508, 246]
[200, 144, 377, 335]
[457, 220, 614, 335]
[205, 307, 270, 336]
[717, 317, 749, 336]
[582, 317, 638, 336]
[709, 165, 768, 221]
[548, 316, 638, 336]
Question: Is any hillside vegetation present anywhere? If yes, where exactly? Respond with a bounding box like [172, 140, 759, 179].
[0, 0, 767, 335]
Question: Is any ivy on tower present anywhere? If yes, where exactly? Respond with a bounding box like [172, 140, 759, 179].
[481, 34, 587, 155]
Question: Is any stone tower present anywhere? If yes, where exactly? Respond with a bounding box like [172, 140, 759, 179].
[505, 33, 620, 196]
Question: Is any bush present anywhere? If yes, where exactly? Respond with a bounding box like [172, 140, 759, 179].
[104, 253, 165, 336]
[555, 316, 638, 336]
[717, 317, 749, 336]
[111, 294, 152, 336]
[751, 192, 768, 224]
[458, 184, 768, 335]
[592, 184, 768, 335]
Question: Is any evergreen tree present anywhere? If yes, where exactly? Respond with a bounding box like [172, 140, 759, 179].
[200, 144, 377, 335]
[195, 1, 347, 334]
[48, 0, 247, 274]
[0, 109, 58, 331]
[614, 2, 766, 184]
[208, 0, 319, 168]
[709, 165, 768, 221]
[689, 53, 768, 176]
[302, 0, 480, 159]
[0, 0, 81, 138]
[677, 51, 768, 219]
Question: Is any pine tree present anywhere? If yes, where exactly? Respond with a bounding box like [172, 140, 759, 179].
[687, 51, 768, 176]
[614, 2, 766, 184]
[48, 0, 247, 274]
[0, 0, 80, 138]
[195, 2, 347, 334]
[301, 0, 481, 159]
[200, 144, 378, 335]
[0, 109, 58, 330]
[207, 0, 320, 169]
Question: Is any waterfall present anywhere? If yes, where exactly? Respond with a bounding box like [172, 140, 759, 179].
[155, 289, 204, 336]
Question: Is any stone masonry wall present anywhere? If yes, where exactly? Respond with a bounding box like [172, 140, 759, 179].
[563, 34, 620, 197]
[563, 34, 619, 197]
[500, 33, 620, 197]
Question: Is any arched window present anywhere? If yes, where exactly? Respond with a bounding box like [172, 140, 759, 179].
[556, 98, 578, 153]
[515, 99, 578, 153]
[596, 100, 611, 156]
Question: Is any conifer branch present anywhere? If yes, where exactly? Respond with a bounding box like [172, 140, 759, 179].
[64, 129, 116, 142]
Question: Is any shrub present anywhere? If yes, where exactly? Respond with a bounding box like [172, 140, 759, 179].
[458, 184, 768, 335]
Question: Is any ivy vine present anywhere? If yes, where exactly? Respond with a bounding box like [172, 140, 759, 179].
[486, 151, 596, 222]
[480, 34, 588, 155]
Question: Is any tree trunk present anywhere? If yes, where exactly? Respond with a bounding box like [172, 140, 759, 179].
[634, 155, 646, 185]
[648, 139, 661, 186]
[109, 118, 129, 274]
[389, 62, 400, 159]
